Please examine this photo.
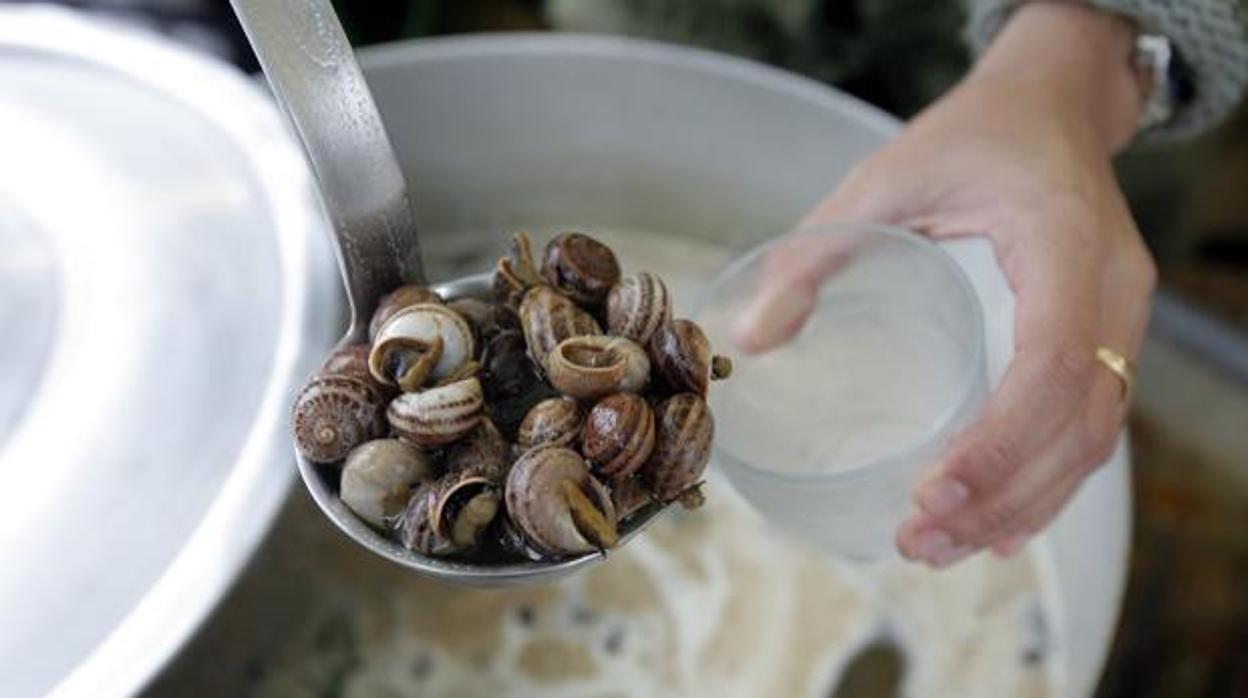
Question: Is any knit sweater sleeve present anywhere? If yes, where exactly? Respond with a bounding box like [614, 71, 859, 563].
[966, 0, 1248, 141]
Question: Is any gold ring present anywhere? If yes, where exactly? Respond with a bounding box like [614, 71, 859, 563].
[1096, 346, 1137, 400]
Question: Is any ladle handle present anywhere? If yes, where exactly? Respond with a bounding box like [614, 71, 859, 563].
[229, 0, 425, 338]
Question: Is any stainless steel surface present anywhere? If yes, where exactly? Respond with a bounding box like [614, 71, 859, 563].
[229, 0, 425, 335]
[1150, 289, 1248, 385]
[230, 1, 667, 587]
[0, 6, 338, 698]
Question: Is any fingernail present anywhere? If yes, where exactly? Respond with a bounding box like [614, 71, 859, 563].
[932, 545, 975, 569]
[919, 478, 969, 517]
[914, 530, 954, 562]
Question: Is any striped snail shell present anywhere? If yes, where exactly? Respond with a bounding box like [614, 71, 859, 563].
[505, 446, 618, 557]
[517, 397, 584, 451]
[368, 284, 443, 341]
[606, 272, 671, 344]
[546, 335, 649, 401]
[386, 377, 484, 447]
[582, 393, 655, 481]
[291, 374, 387, 464]
[370, 303, 475, 388]
[642, 393, 714, 503]
[519, 286, 602, 374]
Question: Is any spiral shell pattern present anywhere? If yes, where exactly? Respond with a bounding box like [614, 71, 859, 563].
[387, 377, 484, 447]
[607, 272, 671, 344]
[291, 374, 387, 464]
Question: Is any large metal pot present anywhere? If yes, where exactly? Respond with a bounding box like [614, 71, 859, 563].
[356, 35, 1130, 698]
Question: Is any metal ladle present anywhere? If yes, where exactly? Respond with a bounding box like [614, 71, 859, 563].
[229, 0, 666, 587]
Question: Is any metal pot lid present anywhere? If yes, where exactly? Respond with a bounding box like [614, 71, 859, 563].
[0, 8, 338, 697]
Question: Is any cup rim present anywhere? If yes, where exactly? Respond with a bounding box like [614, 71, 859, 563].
[694, 220, 987, 486]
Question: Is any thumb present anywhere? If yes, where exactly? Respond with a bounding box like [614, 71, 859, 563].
[730, 180, 908, 354]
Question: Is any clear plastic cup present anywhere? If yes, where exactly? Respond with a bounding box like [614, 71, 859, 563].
[695, 222, 986, 561]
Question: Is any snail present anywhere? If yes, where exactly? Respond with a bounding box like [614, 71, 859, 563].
[505, 446, 618, 557]
[445, 418, 513, 481]
[340, 439, 435, 528]
[546, 335, 649, 401]
[427, 466, 502, 553]
[397, 483, 453, 556]
[610, 476, 657, 521]
[492, 232, 545, 308]
[446, 296, 515, 345]
[369, 284, 443, 341]
[320, 344, 377, 385]
[292, 374, 387, 464]
[582, 393, 655, 481]
[647, 319, 733, 397]
[541, 232, 621, 306]
[606, 272, 671, 344]
[370, 303, 475, 389]
[642, 393, 714, 505]
[387, 377, 484, 447]
[519, 286, 602, 374]
[517, 397, 584, 450]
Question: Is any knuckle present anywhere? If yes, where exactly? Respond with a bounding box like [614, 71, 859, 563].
[1079, 427, 1119, 472]
[975, 499, 1023, 540]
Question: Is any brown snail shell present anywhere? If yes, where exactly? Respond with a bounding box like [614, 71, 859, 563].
[643, 393, 714, 503]
[370, 303, 475, 387]
[611, 476, 657, 520]
[546, 335, 649, 401]
[369, 284, 443, 341]
[369, 335, 444, 393]
[292, 374, 387, 464]
[647, 319, 733, 397]
[541, 232, 621, 306]
[492, 232, 545, 308]
[606, 272, 671, 344]
[445, 418, 512, 481]
[517, 397, 584, 450]
[386, 377, 484, 447]
[340, 439, 434, 528]
[320, 344, 376, 384]
[398, 484, 454, 556]
[446, 297, 506, 344]
[519, 286, 602, 373]
[505, 446, 618, 557]
[428, 468, 502, 553]
[582, 393, 656, 481]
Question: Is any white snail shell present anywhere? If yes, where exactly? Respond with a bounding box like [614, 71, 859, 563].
[340, 439, 434, 528]
[386, 377, 484, 447]
[370, 303, 475, 386]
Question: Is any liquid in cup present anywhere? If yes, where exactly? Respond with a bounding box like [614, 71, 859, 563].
[695, 223, 986, 560]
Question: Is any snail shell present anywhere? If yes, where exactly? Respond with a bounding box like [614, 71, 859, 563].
[541, 232, 621, 306]
[445, 418, 512, 481]
[606, 272, 671, 344]
[370, 303, 475, 387]
[519, 286, 602, 373]
[505, 446, 618, 557]
[320, 344, 376, 384]
[369, 335, 444, 393]
[582, 393, 655, 481]
[647, 319, 732, 397]
[546, 335, 650, 401]
[492, 232, 545, 308]
[428, 468, 502, 552]
[398, 484, 454, 556]
[446, 297, 508, 344]
[611, 476, 657, 521]
[643, 393, 714, 503]
[517, 397, 584, 450]
[292, 374, 387, 464]
[340, 439, 434, 528]
[386, 377, 484, 447]
[481, 329, 557, 438]
[369, 284, 444, 341]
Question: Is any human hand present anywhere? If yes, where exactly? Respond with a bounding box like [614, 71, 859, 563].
[733, 4, 1157, 566]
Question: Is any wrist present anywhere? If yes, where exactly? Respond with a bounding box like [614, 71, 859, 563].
[968, 2, 1144, 153]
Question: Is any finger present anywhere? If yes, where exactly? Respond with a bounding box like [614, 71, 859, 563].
[907, 363, 1128, 560]
[913, 223, 1102, 517]
[732, 161, 916, 354]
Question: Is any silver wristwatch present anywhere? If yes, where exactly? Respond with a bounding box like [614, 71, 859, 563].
[1133, 32, 1182, 134]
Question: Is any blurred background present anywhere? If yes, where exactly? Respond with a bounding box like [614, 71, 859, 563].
[5, 0, 1246, 696]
